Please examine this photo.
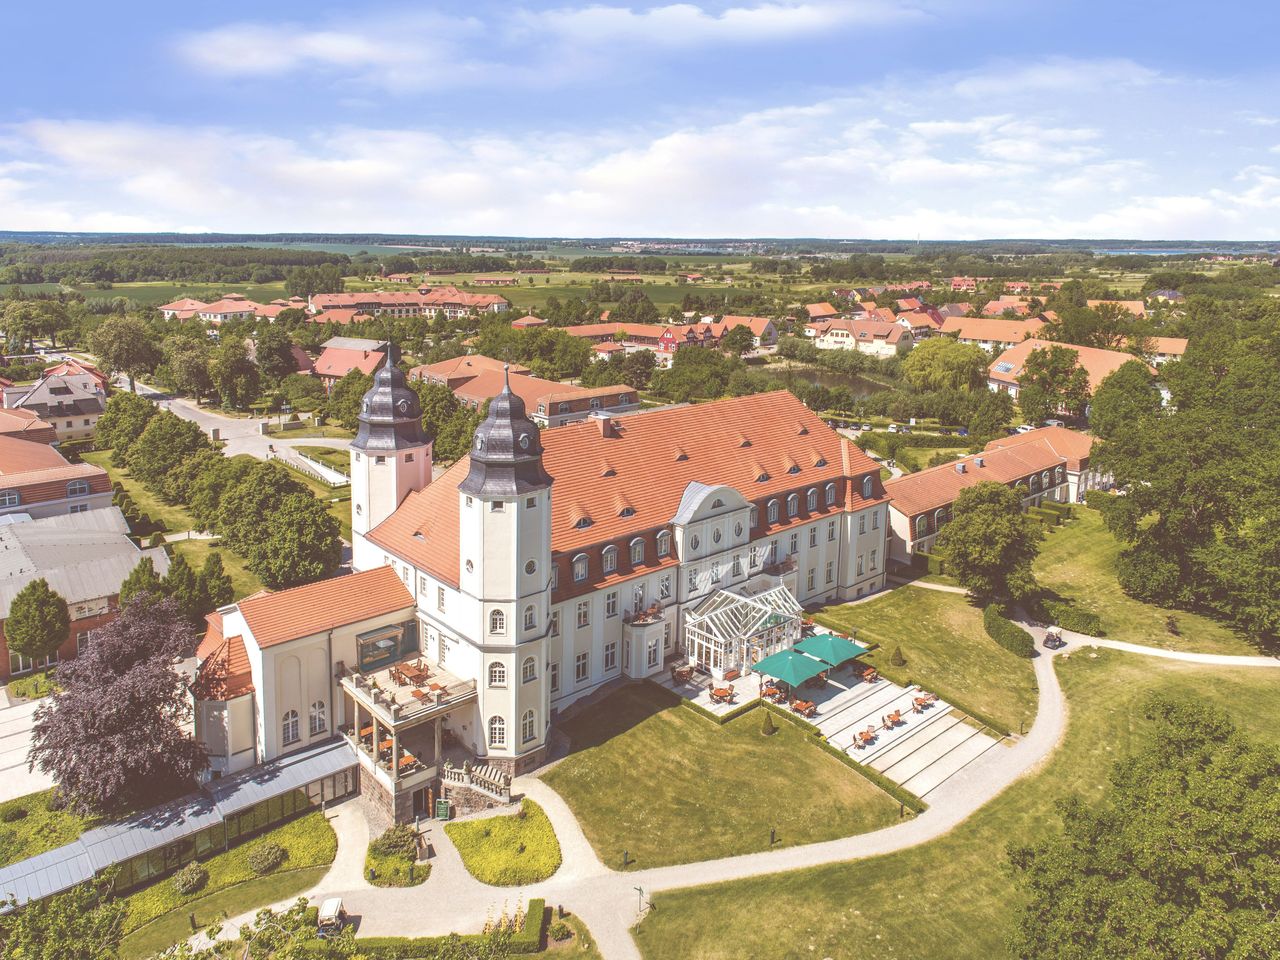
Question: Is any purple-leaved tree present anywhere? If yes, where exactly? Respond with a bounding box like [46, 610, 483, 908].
[29, 596, 207, 815]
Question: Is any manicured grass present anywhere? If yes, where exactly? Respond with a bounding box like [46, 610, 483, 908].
[73, 280, 289, 307]
[1034, 506, 1257, 655]
[82, 450, 194, 533]
[634, 650, 1280, 960]
[0, 790, 96, 868]
[815, 588, 1037, 734]
[445, 800, 562, 886]
[541, 684, 901, 869]
[121, 810, 337, 935]
[5, 668, 58, 700]
[296, 445, 351, 475]
[547, 913, 604, 959]
[898, 446, 972, 470]
[168, 537, 264, 601]
[118, 865, 329, 960]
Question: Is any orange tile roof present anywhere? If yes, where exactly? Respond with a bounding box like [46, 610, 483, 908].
[413, 355, 530, 381]
[314, 345, 386, 379]
[238, 567, 414, 649]
[0, 409, 58, 444]
[885, 442, 1067, 519]
[0, 434, 71, 473]
[982, 299, 1031, 317]
[940, 316, 1043, 342]
[987, 339, 1153, 392]
[563, 321, 673, 340]
[193, 613, 255, 700]
[806, 302, 840, 319]
[369, 391, 884, 588]
[41, 359, 111, 389]
[1087, 299, 1146, 317]
[1148, 336, 1188, 355]
[451, 369, 623, 410]
[813, 318, 906, 343]
[703, 315, 774, 338]
[983, 426, 1096, 472]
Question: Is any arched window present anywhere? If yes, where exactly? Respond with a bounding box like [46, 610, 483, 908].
[488, 716, 506, 747]
[0, 490, 18, 508]
[488, 662, 507, 686]
[1055, 466, 1064, 483]
[767, 499, 779, 523]
[916, 515, 928, 539]
[630, 538, 645, 565]
[521, 709, 536, 744]
[572, 554, 589, 582]
[602, 545, 618, 574]
[862, 476, 873, 499]
[787, 494, 799, 517]
[309, 700, 327, 735]
[523, 605, 536, 630]
[489, 609, 506, 634]
[1041, 470, 1050, 488]
[282, 710, 299, 746]
[806, 488, 817, 511]
[522, 657, 537, 683]
[1029, 474, 1039, 493]
[657, 531, 671, 557]
[66, 479, 90, 497]
[825, 483, 837, 506]
[934, 508, 946, 530]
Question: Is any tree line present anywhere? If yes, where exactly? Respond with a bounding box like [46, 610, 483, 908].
[0, 244, 349, 285]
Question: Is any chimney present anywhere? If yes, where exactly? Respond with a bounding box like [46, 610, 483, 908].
[975, 456, 985, 467]
[955, 462, 966, 474]
[590, 410, 615, 438]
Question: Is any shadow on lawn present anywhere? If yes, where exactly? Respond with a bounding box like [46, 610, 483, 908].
[553, 683, 681, 755]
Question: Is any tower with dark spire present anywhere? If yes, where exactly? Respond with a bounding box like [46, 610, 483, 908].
[349, 343, 432, 538]
[457, 366, 553, 774]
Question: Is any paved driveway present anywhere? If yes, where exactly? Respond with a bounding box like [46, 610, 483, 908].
[0, 697, 54, 803]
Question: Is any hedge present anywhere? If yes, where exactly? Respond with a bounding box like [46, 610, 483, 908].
[914, 551, 946, 575]
[1038, 501, 1073, 519]
[299, 899, 547, 958]
[1040, 598, 1104, 636]
[982, 605, 1035, 659]
[1027, 506, 1061, 526]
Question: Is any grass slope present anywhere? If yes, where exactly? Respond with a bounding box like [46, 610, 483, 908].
[1035, 507, 1256, 655]
[445, 800, 562, 886]
[634, 651, 1280, 960]
[815, 588, 1038, 734]
[542, 684, 901, 870]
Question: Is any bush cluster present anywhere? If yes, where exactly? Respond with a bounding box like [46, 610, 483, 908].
[549, 919, 572, 942]
[983, 605, 1036, 658]
[0, 805, 28, 823]
[444, 801, 562, 886]
[247, 840, 287, 875]
[1040, 599, 1104, 636]
[171, 861, 207, 895]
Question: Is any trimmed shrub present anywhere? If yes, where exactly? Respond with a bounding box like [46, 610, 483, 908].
[549, 919, 572, 942]
[370, 824, 418, 860]
[246, 840, 287, 875]
[890, 646, 907, 667]
[148, 532, 165, 548]
[761, 711, 777, 737]
[1041, 598, 1104, 636]
[915, 551, 946, 575]
[983, 605, 1035, 658]
[171, 861, 207, 896]
[0, 805, 28, 823]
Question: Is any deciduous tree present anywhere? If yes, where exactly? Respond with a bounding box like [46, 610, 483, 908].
[1017, 345, 1090, 422]
[118, 556, 162, 606]
[29, 597, 207, 814]
[247, 493, 342, 589]
[0, 877, 125, 960]
[902, 337, 989, 392]
[196, 552, 234, 612]
[90, 315, 160, 392]
[126, 411, 212, 501]
[936, 481, 1041, 601]
[96, 391, 157, 466]
[5, 578, 69, 663]
[1088, 359, 1162, 441]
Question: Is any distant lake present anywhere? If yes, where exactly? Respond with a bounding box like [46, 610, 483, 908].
[765, 363, 889, 398]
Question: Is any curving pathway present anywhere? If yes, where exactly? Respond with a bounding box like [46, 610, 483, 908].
[189, 623, 1280, 960]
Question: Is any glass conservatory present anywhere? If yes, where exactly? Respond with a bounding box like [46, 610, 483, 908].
[684, 582, 802, 680]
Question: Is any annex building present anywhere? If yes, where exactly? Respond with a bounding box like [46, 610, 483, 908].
[195, 354, 891, 822]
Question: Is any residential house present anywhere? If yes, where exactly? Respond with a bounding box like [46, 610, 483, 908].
[0, 508, 169, 681]
[981, 297, 1031, 317]
[0, 435, 112, 519]
[510, 315, 548, 329]
[158, 297, 209, 321]
[700, 315, 778, 349]
[197, 295, 261, 325]
[0, 409, 58, 445]
[3, 372, 106, 442]
[1086, 299, 1146, 318]
[384, 273, 419, 284]
[884, 443, 1071, 565]
[313, 337, 387, 392]
[807, 319, 909, 357]
[986, 339, 1154, 400]
[805, 302, 840, 321]
[1143, 336, 1189, 366]
[563, 322, 714, 368]
[983, 426, 1104, 502]
[939, 316, 1044, 353]
[1150, 289, 1185, 302]
[896, 311, 944, 339]
[1004, 282, 1031, 294]
[473, 277, 519, 286]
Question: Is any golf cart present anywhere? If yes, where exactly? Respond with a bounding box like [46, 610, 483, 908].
[317, 898, 347, 937]
[1043, 626, 1066, 650]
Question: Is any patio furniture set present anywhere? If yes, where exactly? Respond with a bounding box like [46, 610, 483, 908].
[358, 724, 423, 773]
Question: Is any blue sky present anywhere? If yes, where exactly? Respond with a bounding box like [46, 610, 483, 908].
[2, 0, 1279, 238]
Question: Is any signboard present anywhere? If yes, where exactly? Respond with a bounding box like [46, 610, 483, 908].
[435, 798, 452, 820]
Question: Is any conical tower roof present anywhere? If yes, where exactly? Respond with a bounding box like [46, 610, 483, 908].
[351, 343, 428, 452]
[458, 366, 553, 497]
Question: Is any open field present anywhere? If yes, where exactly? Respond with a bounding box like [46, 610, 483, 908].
[634, 650, 1280, 960]
[1035, 507, 1258, 655]
[541, 684, 901, 870]
[815, 587, 1038, 734]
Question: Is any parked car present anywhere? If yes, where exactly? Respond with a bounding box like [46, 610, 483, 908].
[1016, 424, 1035, 434]
[957, 427, 969, 437]
[1044, 419, 1064, 428]
[862, 424, 872, 431]
[887, 424, 899, 433]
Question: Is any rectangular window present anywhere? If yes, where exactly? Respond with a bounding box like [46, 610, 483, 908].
[647, 637, 660, 668]
[872, 510, 879, 530]
[549, 612, 560, 637]
[789, 533, 798, 555]
[826, 560, 834, 584]
[69, 503, 88, 514]
[806, 569, 815, 591]
[605, 592, 618, 618]
[663, 621, 673, 648]
[750, 545, 759, 568]
[857, 555, 864, 576]
[604, 641, 617, 671]
[828, 520, 837, 541]
[405, 453, 414, 462]
[809, 527, 817, 548]
[859, 514, 866, 534]
[659, 575, 671, 599]
[549, 662, 560, 693]
[870, 549, 878, 570]
[732, 554, 742, 577]
[575, 652, 590, 683]
[687, 567, 698, 592]
[526, 497, 537, 508]
[576, 601, 590, 628]
[437, 586, 445, 612]
[490, 501, 505, 512]
[76, 631, 89, 654]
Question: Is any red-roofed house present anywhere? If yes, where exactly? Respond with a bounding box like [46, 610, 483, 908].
[1143, 336, 1189, 366]
[0, 435, 112, 518]
[808, 318, 909, 357]
[510, 315, 548, 329]
[313, 337, 387, 391]
[940, 316, 1044, 352]
[983, 426, 1104, 502]
[0, 408, 58, 445]
[987, 339, 1154, 400]
[805, 302, 840, 321]
[699, 315, 778, 348]
[159, 297, 208, 320]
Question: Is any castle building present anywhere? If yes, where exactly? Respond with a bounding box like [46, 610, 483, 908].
[195, 353, 890, 822]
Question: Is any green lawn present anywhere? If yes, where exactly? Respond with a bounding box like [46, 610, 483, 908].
[1034, 507, 1257, 655]
[119, 809, 337, 951]
[898, 446, 972, 470]
[541, 684, 902, 870]
[815, 588, 1037, 734]
[169, 537, 264, 601]
[5, 668, 58, 700]
[82, 450, 194, 533]
[296, 445, 351, 475]
[445, 799, 563, 886]
[0, 791, 96, 868]
[634, 650, 1280, 960]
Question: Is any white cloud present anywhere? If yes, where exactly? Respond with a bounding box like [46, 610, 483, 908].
[173, 2, 935, 91]
[5, 57, 1278, 239]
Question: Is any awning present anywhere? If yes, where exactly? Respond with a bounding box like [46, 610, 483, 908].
[794, 633, 870, 667]
[752, 649, 829, 687]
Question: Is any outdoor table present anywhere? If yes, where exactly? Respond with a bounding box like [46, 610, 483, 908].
[398, 753, 418, 770]
[400, 663, 429, 685]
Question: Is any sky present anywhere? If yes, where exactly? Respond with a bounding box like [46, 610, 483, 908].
[2, 0, 1279, 239]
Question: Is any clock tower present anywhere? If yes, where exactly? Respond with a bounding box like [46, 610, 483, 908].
[349, 343, 432, 540]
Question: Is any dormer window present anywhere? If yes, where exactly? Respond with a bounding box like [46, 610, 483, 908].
[825, 482, 837, 505]
[787, 465, 800, 475]
[767, 500, 779, 523]
[657, 531, 671, 557]
[603, 546, 618, 574]
[572, 554, 589, 582]
[806, 488, 817, 511]
[787, 494, 799, 517]
[756, 472, 769, 483]
[574, 517, 593, 529]
[862, 475, 873, 499]
[630, 538, 645, 564]
[619, 506, 635, 517]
